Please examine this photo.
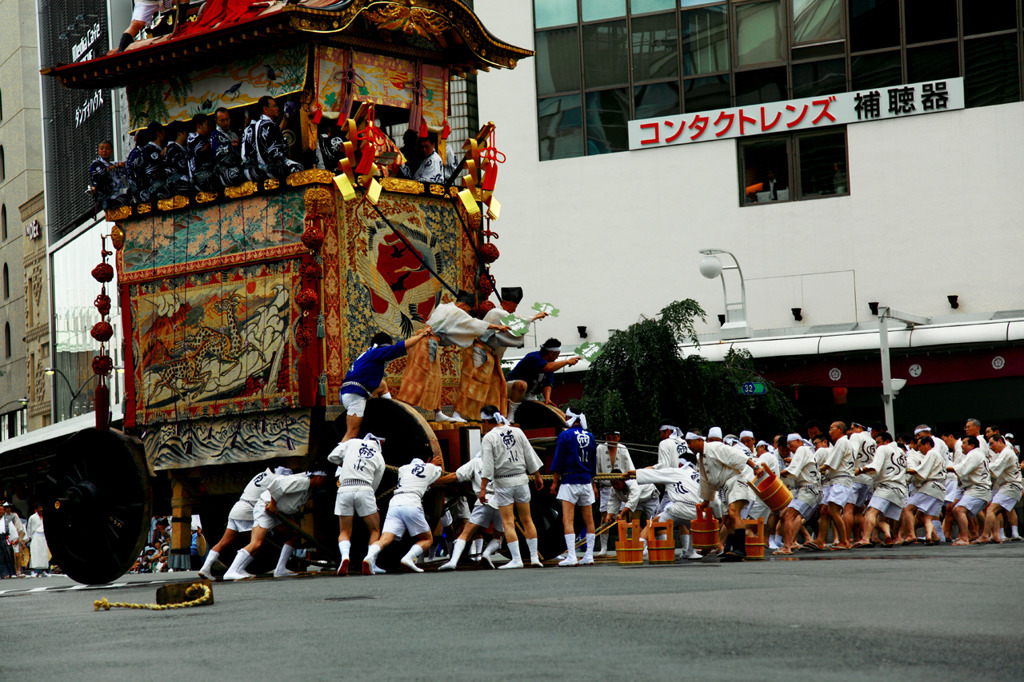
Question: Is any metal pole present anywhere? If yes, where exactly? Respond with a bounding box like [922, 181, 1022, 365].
[878, 308, 895, 433]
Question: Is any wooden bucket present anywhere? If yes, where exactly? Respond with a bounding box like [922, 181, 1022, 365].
[691, 504, 720, 550]
[616, 519, 643, 565]
[743, 517, 766, 561]
[749, 469, 793, 513]
[646, 519, 674, 564]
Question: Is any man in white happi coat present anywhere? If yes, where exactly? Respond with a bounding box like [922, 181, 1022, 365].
[436, 449, 507, 571]
[198, 466, 290, 579]
[629, 462, 703, 560]
[855, 431, 907, 546]
[398, 291, 508, 422]
[364, 454, 444, 574]
[947, 435, 992, 545]
[478, 405, 545, 569]
[979, 435, 1023, 543]
[685, 431, 760, 560]
[224, 470, 329, 579]
[25, 504, 49, 577]
[594, 430, 634, 556]
[776, 434, 823, 555]
[655, 424, 688, 470]
[904, 435, 948, 544]
[327, 434, 387, 575]
[807, 421, 855, 550]
[847, 422, 877, 538]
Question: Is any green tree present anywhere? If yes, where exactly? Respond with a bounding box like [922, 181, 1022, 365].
[579, 299, 800, 466]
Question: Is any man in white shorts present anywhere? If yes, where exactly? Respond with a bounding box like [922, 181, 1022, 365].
[478, 405, 545, 569]
[595, 430, 634, 556]
[436, 451, 506, 570]
[856, 431, 907, 546]
[364, 455, 444, 573]
[947, 435, 992, 545]
[746, 434, 781, 523]
[904, 435, 948, 544]
[630, 462, 703, 560]
[603, 471, 659, 523]
[110, 0, 163, 54]
[327, 434, 386, 576]
[685, 431, 760, 561]
[550, 408, 598, 567]
[339, 328, 431, 441]
[223, 469, 329, 579]
[808, 421, 855, 550]
[979, 435, 1023, 543]
[848, 422, 877, 540]
[776, 433, 823, 554]
[198, 465, 290, 579]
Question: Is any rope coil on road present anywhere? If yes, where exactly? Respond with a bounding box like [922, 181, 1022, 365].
[93, 583, 211, 612]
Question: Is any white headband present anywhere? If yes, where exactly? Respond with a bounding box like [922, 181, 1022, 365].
[739, 430, 754, 440]
[565, 408, 588, 431]
[913, 426, 930, 435]
[684, 431, 704, 441]
[364, 433, 386, 444]
[787, 433, 802, 443]
[659, 424, 682, 438]
[482, 410, 510, 426]
[708, 427, 722, 439]
[306, 470, 327, 478]
[274, 466, 293, 476]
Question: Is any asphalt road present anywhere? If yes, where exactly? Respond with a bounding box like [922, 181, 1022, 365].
[2, 543, 1022, 681]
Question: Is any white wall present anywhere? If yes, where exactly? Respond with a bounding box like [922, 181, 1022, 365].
[474, 3, 1024, 349]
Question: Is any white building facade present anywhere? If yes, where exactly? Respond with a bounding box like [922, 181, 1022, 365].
[476, 0, 1024, 432]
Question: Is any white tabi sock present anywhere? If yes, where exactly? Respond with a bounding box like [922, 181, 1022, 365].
[508, 401, 521, 422]
[597, 533, 608, 553]
[381, 392, 392, 399]
[472, 538, 484, 556]
[564, 533, 577, 560]
[401, 545, 425, 572]
[276, 544, 295, 574]
[339, 541, 351, 562]
[225, 549, 251, 578]
[365, 544, 381, 567]
[1011, 525, 1020, 538]
[526, 538, 539, 562]
[199, 549, 219, 574]
[449, 539, 467, 565]
[498, 541, 523, 569]
[932, 520, 946, 542]
[998, 528, 1007, 541]
[584, 534, 595, 559]
[484, 538, 502, 558]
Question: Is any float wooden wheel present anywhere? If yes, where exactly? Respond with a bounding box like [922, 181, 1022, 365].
[42, 428, 152, 585]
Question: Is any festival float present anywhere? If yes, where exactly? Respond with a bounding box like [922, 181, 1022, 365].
[41, 0, 568, 583]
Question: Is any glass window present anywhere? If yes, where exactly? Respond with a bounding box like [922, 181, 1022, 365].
[735, 66, 787, 105]
[586, 89, 631, 154]
[583, 21, 629, 88]
[848, 0, 899, 53]
[633, 0, 677, 13]
[683, 74, 730, 111]
[903, 0, 957, 45]
[963, 0, 1017, 36]
[538, 95, 584, 160]
[736, 1, 784, 66]
[740, 138, 790, 204]
[632, 13, 679, 82]
[634, 82, 680, 119]
[681, 0, 717, 6]
[2, 263, 7, 299]
[792, 58, 846, 98]
[792, 0, 842, 45]
[965, 35, 1021, 108]
[798, 131, 848, 197]
[851, 50, 901, 90]
[907, 43, 959, 83]
[582, 0, 626, 21]
[681, 6, 729, 75]
[4, 322, 10, 358]
[1, 205, 5, 240]
[535, 0, 577, 28]
[536, 28, 581, 96]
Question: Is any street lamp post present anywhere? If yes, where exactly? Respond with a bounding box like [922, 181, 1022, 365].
[44, 367, 97, 422]
[0, 398, 28, 412]
[698, 248, 750, 339]
[877, 306, 929, 434]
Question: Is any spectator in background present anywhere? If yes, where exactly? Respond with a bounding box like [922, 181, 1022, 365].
[89, 140, 129, 210]
[26, 504, 49, 577]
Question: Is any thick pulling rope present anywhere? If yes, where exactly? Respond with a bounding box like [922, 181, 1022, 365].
[94, 583, 211, 612]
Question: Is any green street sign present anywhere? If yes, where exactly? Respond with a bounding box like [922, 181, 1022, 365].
[500, 314, 530, 337]
[532, 302, 560, 317]
[735, 382, 768, 395]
